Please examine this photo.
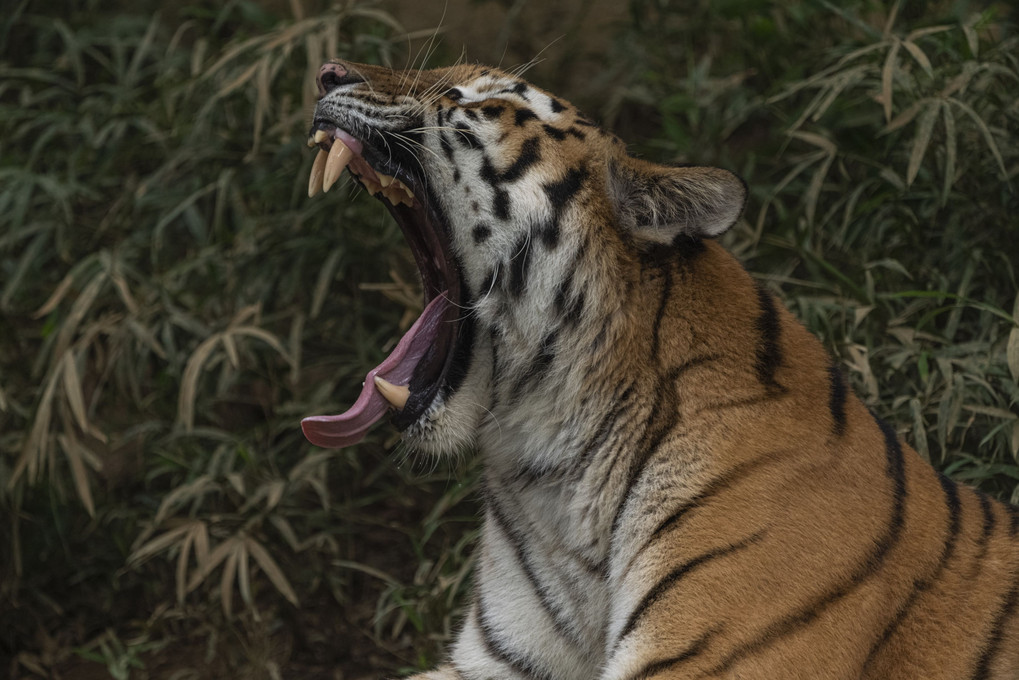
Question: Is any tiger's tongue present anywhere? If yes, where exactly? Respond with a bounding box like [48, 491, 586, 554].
[301, 294, 451, 448]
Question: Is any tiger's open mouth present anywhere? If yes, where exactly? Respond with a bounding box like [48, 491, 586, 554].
[300, 123, 468, 449]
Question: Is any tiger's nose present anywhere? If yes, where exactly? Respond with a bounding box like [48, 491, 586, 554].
[316, 62, 363, 97]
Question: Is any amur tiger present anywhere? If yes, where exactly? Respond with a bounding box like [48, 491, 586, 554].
[300, 60, 1019, 680]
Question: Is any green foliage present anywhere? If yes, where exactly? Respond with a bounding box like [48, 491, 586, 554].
[1, 0, 471, 676]
[610, 0, 1018, 497]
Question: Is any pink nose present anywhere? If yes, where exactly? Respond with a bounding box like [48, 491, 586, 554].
[317, 62, 353, 97]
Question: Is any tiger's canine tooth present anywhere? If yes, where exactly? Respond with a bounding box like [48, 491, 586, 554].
[313, 129, 328, 144]
[306, 136, 317, 148]
[308, 149, 328, 197]
[323, 140, 354, 192]
[374, 376, 410, 409]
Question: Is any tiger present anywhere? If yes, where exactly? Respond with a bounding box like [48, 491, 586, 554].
[300, 59, 1019, 680]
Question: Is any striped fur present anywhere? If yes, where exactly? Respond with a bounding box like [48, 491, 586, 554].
[313, 62, 1019, 679]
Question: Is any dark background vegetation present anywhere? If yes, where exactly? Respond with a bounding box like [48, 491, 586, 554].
[1, 0, 1016, 677]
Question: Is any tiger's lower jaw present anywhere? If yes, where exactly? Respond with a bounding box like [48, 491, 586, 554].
[399, 341, 495, 455]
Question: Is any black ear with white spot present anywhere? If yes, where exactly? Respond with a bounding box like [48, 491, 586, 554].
[609, 156, 747, 244]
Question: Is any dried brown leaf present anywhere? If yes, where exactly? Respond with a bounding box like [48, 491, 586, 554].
[901, 40, 933, 77]
[186, 536, 236, 593]
[128, 523, 194, 567]
[177, 333, 223, 431]
[57, 433, 95, 517]
[245, 536, 299, 606]
[220, 544, 240, 617]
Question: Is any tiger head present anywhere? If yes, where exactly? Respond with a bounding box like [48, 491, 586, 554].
[301, 61, 747, 455]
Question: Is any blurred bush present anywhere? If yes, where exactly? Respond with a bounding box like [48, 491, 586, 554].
[1, 0, 475, 676]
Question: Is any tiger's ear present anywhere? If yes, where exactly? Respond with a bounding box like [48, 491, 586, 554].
[608, 155, 747, 244]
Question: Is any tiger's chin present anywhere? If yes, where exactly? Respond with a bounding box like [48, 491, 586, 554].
[400, 340, 495, 456]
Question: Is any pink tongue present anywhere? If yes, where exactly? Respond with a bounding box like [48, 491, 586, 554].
[301, 294, 451, 448]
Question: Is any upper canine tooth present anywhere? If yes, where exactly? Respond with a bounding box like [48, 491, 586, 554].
[374, 376, 410, 409]
[323, 140, 354, 192]
[308, 149, 328, 197]
[314, 129, 328, 144]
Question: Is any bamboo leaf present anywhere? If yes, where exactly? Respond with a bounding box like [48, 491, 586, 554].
[220, 544, 240, 616]
[906, 103, 938, 186]
[880, 39, 901, 123]
[901, 40, 933, 77]
[1007, 328, 1019, 384]
[940, 101, 957, 205]
[186, 536, 236, 593]
[177, 333, 223, 431]
[947, 97, 1010, 182]
[57, 433, 95, 517]
[128, 524, 193, 567]
[245, 537, 299, 606]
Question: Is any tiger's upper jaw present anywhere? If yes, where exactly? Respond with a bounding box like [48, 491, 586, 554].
[301, 60, 748, 455]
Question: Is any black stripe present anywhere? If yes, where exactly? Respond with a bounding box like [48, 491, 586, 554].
[705, 413, 908, 675]
[569, 383, 636, 484]
[974, 492, 997, 565]
[514, 108, 537, 126]
[615, 532, 765, 647]
[475, 599, 556, 680]
[554, 277, 586, 328]
[609, 367, 683, 538]
[542, 166, 588, 219]
[619, 447, 782, 584]
[649, 264, 674, 360]
[481, 104, 505, 119]
[453, 122, 478, 149]
[863, 473, 962, 672]
[542, 124, 567, 140]
[486, 496, 582, 645]
[440, 130, 455, 161]
[549, 97, 565, 112]
[537, 217, 559, 249]
[494, 188, 511, 220]
[753, 284, 784, 391]
[509, 330, 559, 402]
[621, 628, 718, 680]
[472, 222, 492, 244]
[500, 136, 541, 182]
[972, 504, 1019, 680]
[827, 359, 848, 437]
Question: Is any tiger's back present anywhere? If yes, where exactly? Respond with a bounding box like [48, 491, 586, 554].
[301, 59, 1019, 679]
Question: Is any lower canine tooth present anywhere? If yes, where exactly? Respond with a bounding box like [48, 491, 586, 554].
[314, 129, 328, 144]
[323, 141, 354, 192]
[374, 376, 410, 409]
[308, 149, 328, 197]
